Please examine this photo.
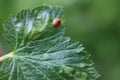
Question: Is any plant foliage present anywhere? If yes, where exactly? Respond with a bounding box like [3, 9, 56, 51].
[0, 6, 99, 80]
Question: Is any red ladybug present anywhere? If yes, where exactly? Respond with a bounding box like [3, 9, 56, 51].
[52, 18, 61, 28]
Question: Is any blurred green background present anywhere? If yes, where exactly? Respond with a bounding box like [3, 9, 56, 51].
[0, 0, 120, 80]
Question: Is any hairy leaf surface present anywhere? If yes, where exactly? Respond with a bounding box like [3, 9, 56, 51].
[0, 6, 99, 80]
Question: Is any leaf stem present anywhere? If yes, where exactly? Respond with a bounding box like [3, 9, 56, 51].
[0, 52, 14, 62]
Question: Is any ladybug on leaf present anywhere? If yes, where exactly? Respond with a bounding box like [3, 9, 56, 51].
[52, 18, 61, 28]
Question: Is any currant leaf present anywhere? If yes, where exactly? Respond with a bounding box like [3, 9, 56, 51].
[3, 6, 64, 50]
[0, 6, 99, 80]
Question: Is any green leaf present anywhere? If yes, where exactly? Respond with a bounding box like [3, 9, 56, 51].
[3, 6, 64, 50]
[0, 6, 99, 80]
